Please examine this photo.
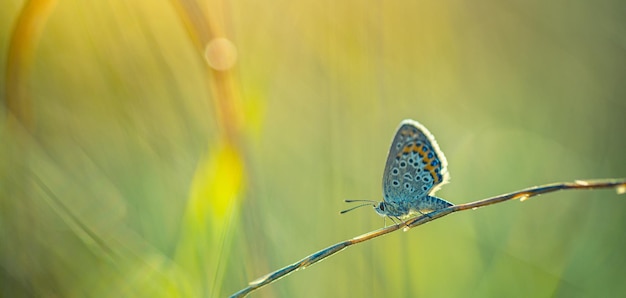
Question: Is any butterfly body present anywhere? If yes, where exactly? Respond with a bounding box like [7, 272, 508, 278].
[375, 119, 453, 219]
[374, 195, 453, 219]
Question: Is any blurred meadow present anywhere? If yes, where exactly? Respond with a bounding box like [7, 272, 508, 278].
[1, 0, 626, 297]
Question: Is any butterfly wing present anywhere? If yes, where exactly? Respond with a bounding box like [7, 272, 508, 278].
[382, 119, 450, 205]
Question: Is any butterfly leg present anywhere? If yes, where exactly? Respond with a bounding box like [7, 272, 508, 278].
[397, 216, 412, 228]
[389, 216, 410, 228]
[416, 210, 433, 219]
[387, 216, 400, 226]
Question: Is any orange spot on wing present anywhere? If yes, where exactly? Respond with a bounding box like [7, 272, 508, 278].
[417, 146, 425, 156]
[424, 164, 440, 183]
[420, 148, 440, 183]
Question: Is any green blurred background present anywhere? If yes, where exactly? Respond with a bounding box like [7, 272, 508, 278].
[1, 0, 625, 297]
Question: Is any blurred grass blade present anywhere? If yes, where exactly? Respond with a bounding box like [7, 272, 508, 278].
[175, 140, 245, 297]
[5, 0, 57, 131]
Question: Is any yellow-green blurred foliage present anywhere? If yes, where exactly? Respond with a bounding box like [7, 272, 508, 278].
[1, 0, 625, 297]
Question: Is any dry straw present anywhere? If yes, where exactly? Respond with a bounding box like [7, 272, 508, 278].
[231, 178, 626, 297]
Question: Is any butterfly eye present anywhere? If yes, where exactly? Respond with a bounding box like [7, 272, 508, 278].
[379, 202, 385, 211]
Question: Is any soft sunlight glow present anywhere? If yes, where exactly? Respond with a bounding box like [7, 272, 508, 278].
[205, 38, 237, 71]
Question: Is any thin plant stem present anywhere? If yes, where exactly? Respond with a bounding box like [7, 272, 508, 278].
[5, 0, 58, 132]
[230, 178, 626, 298]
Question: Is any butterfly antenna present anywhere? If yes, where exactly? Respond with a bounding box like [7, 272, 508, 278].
[344, 199, 378, 203]
[340, 203, 374, 214]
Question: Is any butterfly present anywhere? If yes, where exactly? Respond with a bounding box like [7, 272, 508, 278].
[342, 119, 453, 224]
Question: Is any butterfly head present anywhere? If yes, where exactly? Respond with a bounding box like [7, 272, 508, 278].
[373, 201, 389, 217]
